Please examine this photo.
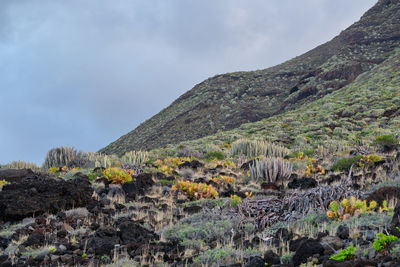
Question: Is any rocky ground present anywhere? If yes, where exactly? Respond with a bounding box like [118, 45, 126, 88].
[0, 144, 400, 266]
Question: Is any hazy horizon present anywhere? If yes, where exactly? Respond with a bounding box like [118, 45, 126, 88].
[0, 0, 377, 165]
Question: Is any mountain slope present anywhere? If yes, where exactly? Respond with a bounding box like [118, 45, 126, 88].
[167, 49, 400, 153]
[100, 0, 400, 155]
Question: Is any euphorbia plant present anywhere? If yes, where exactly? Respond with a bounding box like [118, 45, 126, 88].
[102, 167, 134, 184]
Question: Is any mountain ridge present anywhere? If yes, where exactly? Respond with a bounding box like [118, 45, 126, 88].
[100, 0, 400, 155]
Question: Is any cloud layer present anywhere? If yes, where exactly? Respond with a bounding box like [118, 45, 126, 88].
[0, 0, 377, 165]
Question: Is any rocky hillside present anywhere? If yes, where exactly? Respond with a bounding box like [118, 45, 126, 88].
[100, 0, 400, 156]
[161, 48, 400, 156]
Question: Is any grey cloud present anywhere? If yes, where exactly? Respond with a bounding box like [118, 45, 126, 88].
[0, 0, 377, 165]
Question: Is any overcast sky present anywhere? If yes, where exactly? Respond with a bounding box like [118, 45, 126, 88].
[0, 0, 377, 165]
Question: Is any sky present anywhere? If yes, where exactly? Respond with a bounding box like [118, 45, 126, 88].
[0, 0, 377, 166]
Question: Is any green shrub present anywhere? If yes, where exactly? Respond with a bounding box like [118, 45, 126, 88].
[331, 154, 383, 172]
[87, 169, 103, 181]
[159, 179, 176, 186]
[164, 213, 236, 246]
[289, 149, 315, 158]
[330, 245, 357, 261]
[373, 231, 399, 253]
[331, 156, 362, 172]
[372, 134, 399, 151]
[204, 151, 225, 161]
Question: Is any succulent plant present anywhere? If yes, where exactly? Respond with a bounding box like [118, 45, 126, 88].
[172, 180, 218, 200]
[102, 167, 134, 184]
[249, 157, 292, 183]
[327, 197, 379, 221]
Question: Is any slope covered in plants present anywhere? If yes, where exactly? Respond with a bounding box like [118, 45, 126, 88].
[162, 49, 400, 155]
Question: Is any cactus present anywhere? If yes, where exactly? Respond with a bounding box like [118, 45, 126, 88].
[249, 157, 292, 183]
[230, 139, 290, 158]
[121, 150, 149, 167]
[42, 146, 77, 169]
[4, 161, 39, 170]
[327, 197, 381, 221]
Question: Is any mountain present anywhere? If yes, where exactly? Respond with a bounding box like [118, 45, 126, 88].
[100, 0, 400, 155]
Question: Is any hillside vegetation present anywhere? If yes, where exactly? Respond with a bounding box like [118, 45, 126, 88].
[1, 0, 400, 266]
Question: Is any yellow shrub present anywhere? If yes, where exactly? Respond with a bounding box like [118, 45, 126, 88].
[172, 180, 218, 199]
[102, 167, 134, 184]
[209, 175, 236, 186]
[0, 180, 11, 190]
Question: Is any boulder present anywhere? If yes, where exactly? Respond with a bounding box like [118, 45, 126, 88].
[118, 220, 158, 255]
[320, 236, 343, 255]
[336, 225, 350, 240]
[178, 160, 204, 169]
[122, 173, 154, 201]
[292, 239, 324, 266]
[263, 250, 281, 266]
[0, 168, 33, 183]
[0, 174, 93, 221]
[244, 256, 265, 267]
[288, 177, 317, 190]
[87, 227, 120, 256]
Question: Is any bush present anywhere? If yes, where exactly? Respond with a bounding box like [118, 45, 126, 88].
[373, 231, 400, 253]
[372, 134, 399, 151]
[102, 167, 134, 184]
[331, 156, 362, 172]
[204, 151, 225, 161]
[164, 213, 236, 246]
[329, 245, 357, 261]
[172, 180, 218, 199]
[331, 154, 383, 172]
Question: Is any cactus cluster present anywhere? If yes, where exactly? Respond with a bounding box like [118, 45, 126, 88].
[4, 161, 39, 170]
[94, 154, 121, 168]
[121, 150, 149, 167]
[327, 196, 377, 221]
[172, 180, 218, 199]
[230, 139, 290, 158]
[249, 157, 292, 183]
[42, 146, 77, 169]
